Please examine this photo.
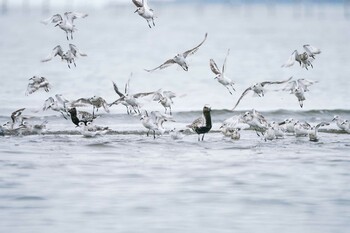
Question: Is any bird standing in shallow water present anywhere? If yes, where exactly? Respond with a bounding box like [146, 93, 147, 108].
[187, 105, 212, 141]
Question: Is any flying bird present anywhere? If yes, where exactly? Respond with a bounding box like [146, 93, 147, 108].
[25, 76, 51, 96]
[232, 77, 292, 110]
[41, 44, 87, 68]
[210, 49, 235, 95]
[145, 33, 208, 72]
[283, 78, 318, 108]
[132, 0, 155, 28]
[282, 44, 321, 70]
[41, 12, 88, 40]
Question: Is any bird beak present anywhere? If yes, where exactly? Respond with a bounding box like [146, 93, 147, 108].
[134, 9, 138, 13]
[54, 23, 59, 27]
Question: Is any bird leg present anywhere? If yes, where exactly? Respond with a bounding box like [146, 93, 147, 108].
[225, 86, 233, 95]
[147, 130, 150, 137]
[201, 134, 205, 141]
[153, 130, 156, 139]
[147, 20, 151, 28]
[169, 106, 172, 116]
[66, 32, 69, 40]
[152, 18, 155, 26]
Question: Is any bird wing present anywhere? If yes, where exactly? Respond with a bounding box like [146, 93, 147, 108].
[261, 76, 293, 86]
[25, 83, 38, 96]
[69, 44, 87, 57]
[182, 33, 208, 58]
[41, 45, 64, 62]
[71, 98, 92, 106]
[101, 99, 110, 113]
[222, 49, 230, 74]
[315, 122, 330, 129]
[187, 116, 205, 129]
[43, 97, 55, 111]
[232, 86, 252, 110]
[144, 59, 176, 72]
[281, 50, 297, 67]
[209, 59, 221, 75]
[297, 79, 318, 90]
[283, 80, 297, 92]
[163, 90, 176, 99]
[133, 92, 155, 98]
[64, 12, 88, 24]
[152, 91, 163, 101]
[11, 108, 25, 123]
[112, 81, 125, 98]
[303, 44, 321, 55]
[41, 14, 62, 25]
[132, 0, 143, 7]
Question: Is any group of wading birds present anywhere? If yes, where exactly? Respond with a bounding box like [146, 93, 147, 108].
[1, 1, 350, 141]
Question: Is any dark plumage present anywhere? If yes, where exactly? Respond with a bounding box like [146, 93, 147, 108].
[68, 107, 92, 127]
[187, 105, 212, 141]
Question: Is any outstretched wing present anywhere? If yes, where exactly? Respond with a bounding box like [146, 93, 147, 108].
[315, 122, 330, 129]
[232, 86, 253, 110]
[281, 50, 298, 67]
[41, 14, 62, 25]
[11, 108, 25, 123]
[132, 0, 143, 7]
[69, 44, 87, 57]
[209, 59, 221, 75]
[64, 12, 88, 24]
[261, 76, 293, 86]
[282, 80, 298, 92]
[71, 98, 92, 107]
[112, 81, 125, 98]
[41, 45, 64, 62]
[303, 44, 321, 56]
[163, 90, 176, 99]
[297, 79, 318, 91]
[144, 59, 176, 72]
[183, 33, 208, 58]
[222, 49, 230, 74]
[43, 97, 55, 111]
[25, 83, 38, 96]
[133, 92, 155, 98]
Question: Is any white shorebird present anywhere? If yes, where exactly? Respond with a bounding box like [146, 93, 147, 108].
[170, 128, 185, 140]
[145, 33, 208, 72]
[41, 12, 88, 40]
[78, 122, 109, 137]
[220, 114, 244, 137]
[41, 44, 87, 68]
[340, 120, 350, 133]
[294, 121, 311, 137]
[308, 122, 330, 142]
[232, 77, 292, 110]
[25, 76, 51, 96]
[242, 109, 268, 137]
[132, 0, 155, 28]
[110, 78, 155, 115]
[282, 44, 321, 70]
[153, 89, 176, 115]
[264, 125, 276, 141]
[332, 115, 350, 133]
[139, 111, 173, 139]
[279, 118, 296, 134]
[19, 120, 48, 135]
[209, 49, 235, 95]
[270, 121, 285, 138]
[283, 78, 318, 108]
[187, 105, 212, 141]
